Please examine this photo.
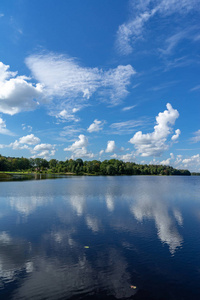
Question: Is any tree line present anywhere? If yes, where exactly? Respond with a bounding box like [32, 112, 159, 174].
[0, 154, 191, 176]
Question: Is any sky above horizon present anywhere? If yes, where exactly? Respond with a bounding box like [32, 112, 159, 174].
[0, 0, 200, 172]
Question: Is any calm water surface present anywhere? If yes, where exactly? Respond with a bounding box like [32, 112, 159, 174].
[0, 176, 200, 299]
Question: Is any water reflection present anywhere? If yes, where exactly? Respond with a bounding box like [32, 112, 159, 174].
[105, 194, 115, 212]
[130, 189, 183, 255]
[0, 177, 199, 299]
[70, 195, 86, 216]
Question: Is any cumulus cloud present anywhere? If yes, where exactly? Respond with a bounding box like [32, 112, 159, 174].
[0, 62, 42, 115]
[33, 143, 54, 152]
[54, 109, 80, 123]
[0, 133, 56, 159]
[87, 119, 105, 133]
[105, 140, 116, 153]
[129, 103, 180, 157]
[109, 152, 136, 162]
[182, 154, 200, 165]
[116, 0, 199, 55]
[0, 117, 14, 135]
[160, 153, 174, 165]
[170, 154, 200, 172]
[19, 134, 41, 145]
[64, 134, 88, 152]
[32, 143, 56, 159]
[10, 140, 31, 151]
[64, 134, 94, 159]
[25, 53, 135, 108]
[7, 134, 41, 151]
[171, 129, 181, 141]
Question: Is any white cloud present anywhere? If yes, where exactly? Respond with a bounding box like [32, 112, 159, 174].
[109, 151, 136, 162]
[55, 109, 80, 123]
[33, 143, 54, 152]
[171, 129, 181, 141]
[0, 14, 4, 18]
[32, 143, 56, 159]
[64, 134, 94, 159]
[99, 150, 104, 156]
[0, 134, 56, 159]
[182, 154, 200, 165]
[87, 119, 105, 133]
[0, 117, 14, 135]
[116, 0, 199, 55]
[8, 134, 40, 151]
[10, 140, 31, 151]
[191, 129, 200, 143]
[64, 134, 88, 152]
[70, 148, 95, 159]
[160, 153, 174, 165]
[72, 107, 81, 113]
[122, 105, 136, 111]
[105, 140, 116, 153]
[19, 134, 41, 145]
[0, 62, 42, 115]
[171, 154, 200, 172]
[25, 53, 135, 108]
[120, 152, 136, 162]
[129, 103, 180, 156]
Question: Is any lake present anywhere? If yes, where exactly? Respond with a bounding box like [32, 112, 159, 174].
[0, 176, 200, 299]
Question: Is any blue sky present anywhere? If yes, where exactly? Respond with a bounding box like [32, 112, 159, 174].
[0, 0, 200, 171]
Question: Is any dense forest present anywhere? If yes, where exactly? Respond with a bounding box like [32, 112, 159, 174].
[0, 154, 192, 176]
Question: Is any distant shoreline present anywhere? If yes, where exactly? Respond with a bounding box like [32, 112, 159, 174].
[0, 156, 193, 177]
[0, 171, 199, 182]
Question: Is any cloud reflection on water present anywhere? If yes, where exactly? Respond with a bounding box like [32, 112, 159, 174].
[0, 177, 199, 299]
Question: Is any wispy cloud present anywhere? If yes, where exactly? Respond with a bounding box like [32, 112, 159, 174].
[190, 85, 200, 91]
[110, 119, 146, 135]
[116, 0, 200, 55]
[0, 117, 14, 136]
[159, 30, 189, 55]
[22, 124, 33, 132]
[149, 81, 178, 91]
[191, 129, 200, 143]
[60, 125, 82, 138]
[25, 52, 136, 116]
[122, 105, 136, 111]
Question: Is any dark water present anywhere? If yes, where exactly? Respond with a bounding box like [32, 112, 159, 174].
[0, 176, 200, 300]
